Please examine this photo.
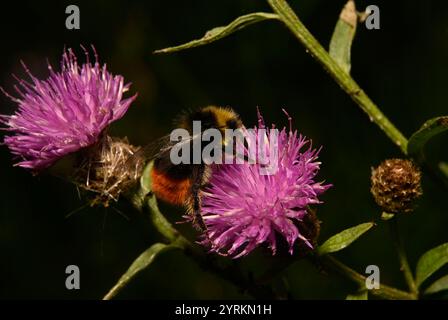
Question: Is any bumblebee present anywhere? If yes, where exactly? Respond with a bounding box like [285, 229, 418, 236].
[145, 106, 243, 231]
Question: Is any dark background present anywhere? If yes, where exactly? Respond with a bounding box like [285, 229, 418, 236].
[0, 0, 447, 299]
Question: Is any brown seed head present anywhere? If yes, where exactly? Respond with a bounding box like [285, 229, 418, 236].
[371, 159, 422, 213]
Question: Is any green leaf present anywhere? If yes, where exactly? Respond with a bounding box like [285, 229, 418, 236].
[416, 243, 448, 287]
[103, 243, 176, 299]
[140, 160, 154, 194]
[329, 0, 357, 73]
[317, 222, 375, 256]
[424, 274, 448, 296]
[407, 116, 448, 155]
[439, 162, 448, 178]
[381, 212, 395, 221]
[346, 290, 368, 300]
[424, 274, 448, 295]
[154, 12, 279, 54]
[129, 160, 154, 210]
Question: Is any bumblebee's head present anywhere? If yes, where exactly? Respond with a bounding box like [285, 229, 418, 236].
[178, 106, 242, 136]
[176, 106, 245, 162]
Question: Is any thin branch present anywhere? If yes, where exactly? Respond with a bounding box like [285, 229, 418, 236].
[388, 217, 419, 296]
[321, 255, 417, 300]
[139, 194, 277, 299]
[267, 0, 408, 153]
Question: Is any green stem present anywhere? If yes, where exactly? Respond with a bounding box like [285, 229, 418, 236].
[142, 194, 277, 299]
[146, 195, 186, 245]
[137, 191, 417, 299]
[388, 217, 419, 296]
[267, 0, 408, 153]
[256, 254, 417, 299]
[321, 255, 416, 300]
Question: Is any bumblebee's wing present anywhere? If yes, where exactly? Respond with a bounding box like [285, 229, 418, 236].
[122, 134, 173, 173]
[122, 132, 199, 176]
[138, 135, 173, 160]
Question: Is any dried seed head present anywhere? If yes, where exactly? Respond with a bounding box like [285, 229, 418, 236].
[371, 159, 422, 213]
[74, 135, 145, 207]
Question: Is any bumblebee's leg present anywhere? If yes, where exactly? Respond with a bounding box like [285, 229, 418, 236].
[190, 164, 208, 233]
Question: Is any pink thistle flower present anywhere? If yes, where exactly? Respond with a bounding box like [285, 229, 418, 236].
[200, 110, 331, 258]
[0, 47, 137, 172]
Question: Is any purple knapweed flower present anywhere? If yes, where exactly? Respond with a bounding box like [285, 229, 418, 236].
[200, 110, 331, 258]
[0, 47, 137, 171]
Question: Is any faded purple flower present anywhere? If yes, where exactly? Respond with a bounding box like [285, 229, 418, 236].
[0, 48, 137, 171]
[200, 110, 331, 258]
